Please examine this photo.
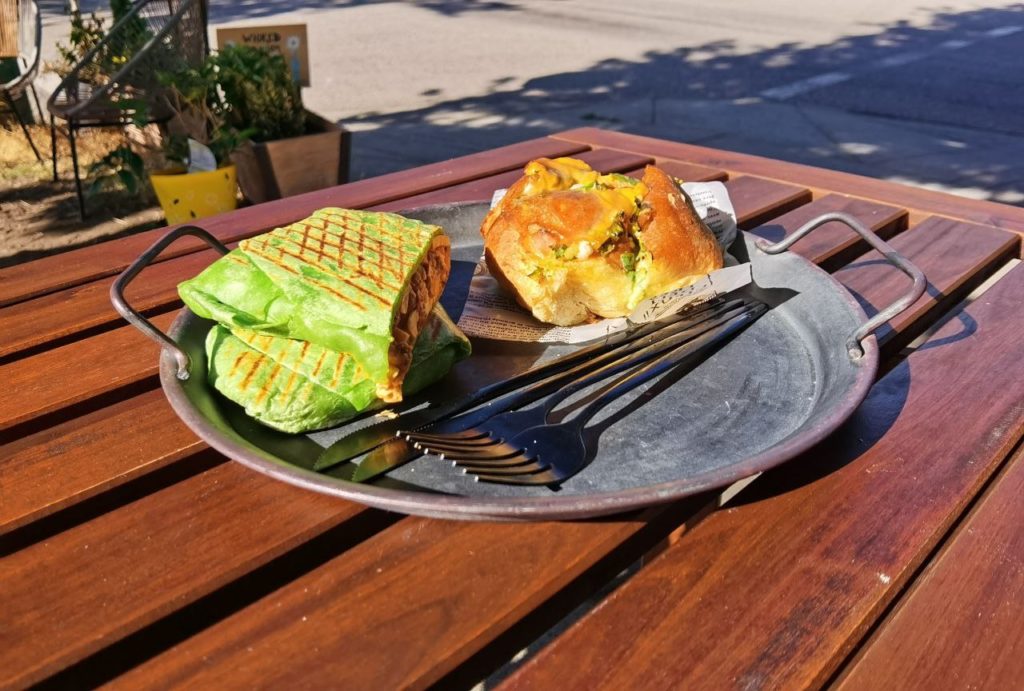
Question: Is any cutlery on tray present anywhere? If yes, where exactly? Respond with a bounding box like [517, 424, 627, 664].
[327, 295, 768, 485]
[407, 300, 767, 485]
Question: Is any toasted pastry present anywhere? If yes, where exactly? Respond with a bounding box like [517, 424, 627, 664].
[481, 158, 724, 326]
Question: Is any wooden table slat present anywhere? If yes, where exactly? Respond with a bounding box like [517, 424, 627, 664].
[552, 128, 1024, 234]
[106, 500, 711, 690]
[375, 147, 656, 212]
[725, 175, 811, 229]
[0, 462, 374, 689]
[0, 389, 207, 535]
[836, 216, 1019, 354]
[747, 193, 907, 270]
[5, 129, 1023, 690]
[623, 158, 728, 182]
[0, 171, 807, 366]
[93, 209, 1008, 690]
[0, 137, 590, 308]
[0, 249, 216, 362]
[501, 262, 1024, 691]
[835, 445, 1024, 690]
[0, 313, 175, 434]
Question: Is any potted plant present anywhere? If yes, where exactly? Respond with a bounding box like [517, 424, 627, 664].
[213, 44, 351, 204]
[146, 60, 253, 224]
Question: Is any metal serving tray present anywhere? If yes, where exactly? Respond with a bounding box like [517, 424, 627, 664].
[112, 202, 925, 520]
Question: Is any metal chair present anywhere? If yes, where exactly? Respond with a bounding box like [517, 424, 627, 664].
[1, 0, 44, 164]
[46, 0, 208, 218]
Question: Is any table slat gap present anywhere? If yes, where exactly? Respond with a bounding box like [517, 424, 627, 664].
[0, 462, 381, 689]
[1, 449, 223, 555]
[0, 312, 174, 434]
[832, 440, 1024, 690]
[0, 389, 209, 535]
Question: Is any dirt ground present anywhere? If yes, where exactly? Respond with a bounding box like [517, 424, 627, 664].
[0, 120, 165, 268]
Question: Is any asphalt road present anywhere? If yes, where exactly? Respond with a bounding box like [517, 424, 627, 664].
[36, 0, 1024, 200]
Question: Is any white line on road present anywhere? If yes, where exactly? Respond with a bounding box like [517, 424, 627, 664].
[875, 51, 926, 68]
[759, 71, 851, 100]
[983, 25, 1022, 38]
[760, 25, 1022, 101]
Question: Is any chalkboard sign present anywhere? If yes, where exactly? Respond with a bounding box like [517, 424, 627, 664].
[216, 24, 310, 87]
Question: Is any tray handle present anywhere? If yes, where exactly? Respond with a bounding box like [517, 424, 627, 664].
[754, 212, 926, 360]
[110, 225, 229, 380]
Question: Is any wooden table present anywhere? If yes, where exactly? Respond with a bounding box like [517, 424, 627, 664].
[3, 128, 1023, 690]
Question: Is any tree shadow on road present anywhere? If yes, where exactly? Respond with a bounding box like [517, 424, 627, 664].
[205, 0, 524, 23]
[343, 3, 1024, 206]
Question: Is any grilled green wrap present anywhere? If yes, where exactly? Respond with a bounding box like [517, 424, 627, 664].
[206, 305, 471, 433]
[179, 207, 452, 402]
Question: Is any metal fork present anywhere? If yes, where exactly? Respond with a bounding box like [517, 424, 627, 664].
[408, 301, 767, 485]
[318, 296, 737, 473]
[406, 299, 762, 453]
[348, 297, 760, 482]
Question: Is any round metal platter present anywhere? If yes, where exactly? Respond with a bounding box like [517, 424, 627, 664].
[160, 202, 878, 520]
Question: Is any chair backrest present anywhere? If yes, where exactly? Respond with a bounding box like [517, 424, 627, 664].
[48, 0, 208, 119]
[1, 0, 41, 93]
[1, 0, 19, 59]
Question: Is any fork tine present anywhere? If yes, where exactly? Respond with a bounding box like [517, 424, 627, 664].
[431, 443, 526, 461]
[405, 432, 500, 447]
[404, 429, 489, 442]
[474, 468, 563, 485]
[453, 453, 544, 469]
[460, 459, 550, 476]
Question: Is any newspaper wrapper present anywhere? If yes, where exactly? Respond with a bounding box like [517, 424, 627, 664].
[461, 181, 749, 344]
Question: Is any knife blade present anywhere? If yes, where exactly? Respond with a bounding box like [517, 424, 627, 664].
[350, 437, 423, 482]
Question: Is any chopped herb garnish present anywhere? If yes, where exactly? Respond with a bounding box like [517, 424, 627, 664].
[620, 252, 636, 273]
[553, 244, 568, 259]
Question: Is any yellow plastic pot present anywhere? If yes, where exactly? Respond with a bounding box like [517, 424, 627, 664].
[150, 165, 238, 225]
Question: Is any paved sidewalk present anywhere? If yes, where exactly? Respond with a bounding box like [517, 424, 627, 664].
[347, 95, 1024, 205]
[33, 0, 1024, 205]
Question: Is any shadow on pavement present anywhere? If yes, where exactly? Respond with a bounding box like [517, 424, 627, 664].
[344, 4, 1024, 206]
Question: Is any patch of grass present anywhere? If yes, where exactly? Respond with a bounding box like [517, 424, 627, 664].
[0, 121, 135, 187]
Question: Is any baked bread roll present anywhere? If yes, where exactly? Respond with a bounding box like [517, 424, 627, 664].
[481, 158, 724, 326]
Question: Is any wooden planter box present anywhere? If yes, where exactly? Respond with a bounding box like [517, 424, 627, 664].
[232, 110, 351, 204]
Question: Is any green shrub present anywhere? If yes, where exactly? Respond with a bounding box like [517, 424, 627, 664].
[213, 44, 306, 142]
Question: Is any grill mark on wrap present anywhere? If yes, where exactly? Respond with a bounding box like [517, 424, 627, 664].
[240, 352, 265, 389]
[283, 222, 405, 293]
[249, 238, 390, 308]
[320, 210, 417, 253]
[329, 359, 344, 390]
[298, 224, 404, 294]
[228, 350, 250, 379]
[244, 245, 370, 311]
[311, 350, 328, 379]
[281, 367, 299, 401]
[319, 210, 414, 277]
[313, 213, 411, 263]
[253, 362, 281, 406]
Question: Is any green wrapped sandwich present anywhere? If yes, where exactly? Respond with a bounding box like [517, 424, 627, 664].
[179, 207, 471, 433]
[205, 306, 470, 433]
[180, 207, 453, 402]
